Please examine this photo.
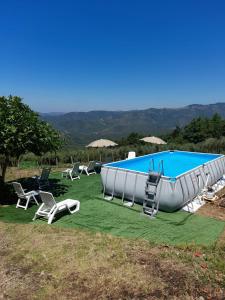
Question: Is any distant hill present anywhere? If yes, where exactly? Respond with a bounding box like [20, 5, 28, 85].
[41, 103, 225, 146]
[40, 112, 65, 117]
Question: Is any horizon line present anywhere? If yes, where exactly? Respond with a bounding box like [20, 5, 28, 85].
[39, 101, 225, 115]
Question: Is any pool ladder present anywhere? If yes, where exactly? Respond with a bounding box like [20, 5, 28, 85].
[143, 159, 164, 218]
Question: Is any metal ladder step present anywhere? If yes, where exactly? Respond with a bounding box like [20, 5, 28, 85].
[143, 208, 158, 217]
[145, 189, 157, 195]
[146, 182, 158, 188]
[144, 198, 156, 203]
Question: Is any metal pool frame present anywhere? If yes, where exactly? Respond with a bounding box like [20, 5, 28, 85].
[100, 151, 225, 212]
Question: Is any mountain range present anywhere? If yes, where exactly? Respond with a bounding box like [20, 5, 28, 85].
[41, 103, 225, 146]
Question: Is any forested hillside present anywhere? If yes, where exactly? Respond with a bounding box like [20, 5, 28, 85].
[41, 103, 225, 146]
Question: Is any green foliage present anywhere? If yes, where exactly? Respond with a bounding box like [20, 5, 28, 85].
[7, 112, 225, 170]
[165, 114, 225, 144]
[116, 132, 144, 146]
[0, 95, 62, 181]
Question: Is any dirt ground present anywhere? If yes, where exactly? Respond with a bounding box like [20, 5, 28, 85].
[0, 222, 225, 300]
[197, 191, 225, 222]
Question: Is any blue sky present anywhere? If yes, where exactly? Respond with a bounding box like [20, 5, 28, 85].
[0, 0, 225, 112]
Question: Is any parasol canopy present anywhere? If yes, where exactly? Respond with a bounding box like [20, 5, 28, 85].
[140, 136, 167, 145]
[86, 139, 118, 148]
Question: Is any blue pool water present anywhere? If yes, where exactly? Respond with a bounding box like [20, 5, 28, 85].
[106, 151, 221, 178]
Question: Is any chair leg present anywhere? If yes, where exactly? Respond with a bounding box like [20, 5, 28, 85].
[48, 209, 57, 224]
[33, 203, 44, 221]
[16, 197, 27, 209]
[32, 213, 38, 221]
[71, 174, 80, 181]
[33, 195, 39, 206]
[25, 196, 30, 210]
[16, 198, 20, 208]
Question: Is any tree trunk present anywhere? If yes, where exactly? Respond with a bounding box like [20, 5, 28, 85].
[0, 161, 8, 183]
[17, 155, 21, 168]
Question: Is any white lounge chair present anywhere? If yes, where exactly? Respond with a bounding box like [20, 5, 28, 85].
[12, 182, 39, 210]
[79, 161, 96, 176]
[62, 162, 80, 181]
[33, 191, 80, 224]
[126, 151, 136, 160]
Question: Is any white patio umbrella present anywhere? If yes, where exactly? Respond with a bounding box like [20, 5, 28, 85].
[140, 136, 167, 145]
[86, 139, 118, 148]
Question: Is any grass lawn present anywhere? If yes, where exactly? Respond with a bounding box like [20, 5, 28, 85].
[0, 173, 225, 246]
[1, 169, 225, 299]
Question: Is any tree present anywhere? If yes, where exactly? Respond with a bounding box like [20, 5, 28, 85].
[0, 96, 62, 182]
[208, 113, 225, 139]
[182, 117, 208, 143]
[165, 125, 184, 144]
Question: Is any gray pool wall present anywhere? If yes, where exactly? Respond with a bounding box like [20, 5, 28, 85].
[101, 152, 225, 212]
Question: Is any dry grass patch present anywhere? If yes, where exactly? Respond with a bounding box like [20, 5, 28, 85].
[5, 166, 66, 182]
[1, 222, 225, 299]
[197, 202, 225, 221]
[6, 167, 40, 182]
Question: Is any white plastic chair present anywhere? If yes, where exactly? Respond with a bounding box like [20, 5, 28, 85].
[12, 182, 39, 210]
[79, 161, 96, 176]
[62, 162, 80, 181]
[126, 151, 136, 160]
[33, 191, 80, 224]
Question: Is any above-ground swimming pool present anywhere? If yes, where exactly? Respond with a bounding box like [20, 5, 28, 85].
[101, 150, 225, 212]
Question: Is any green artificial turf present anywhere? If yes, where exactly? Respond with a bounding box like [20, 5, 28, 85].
[0, 173, 224, 246]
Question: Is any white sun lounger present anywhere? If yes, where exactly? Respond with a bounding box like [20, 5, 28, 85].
[79, 161, 96, 176]
[33, 191, 80, 224]
[12, 182, 39, 210]
[62, 162, 80, 181]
